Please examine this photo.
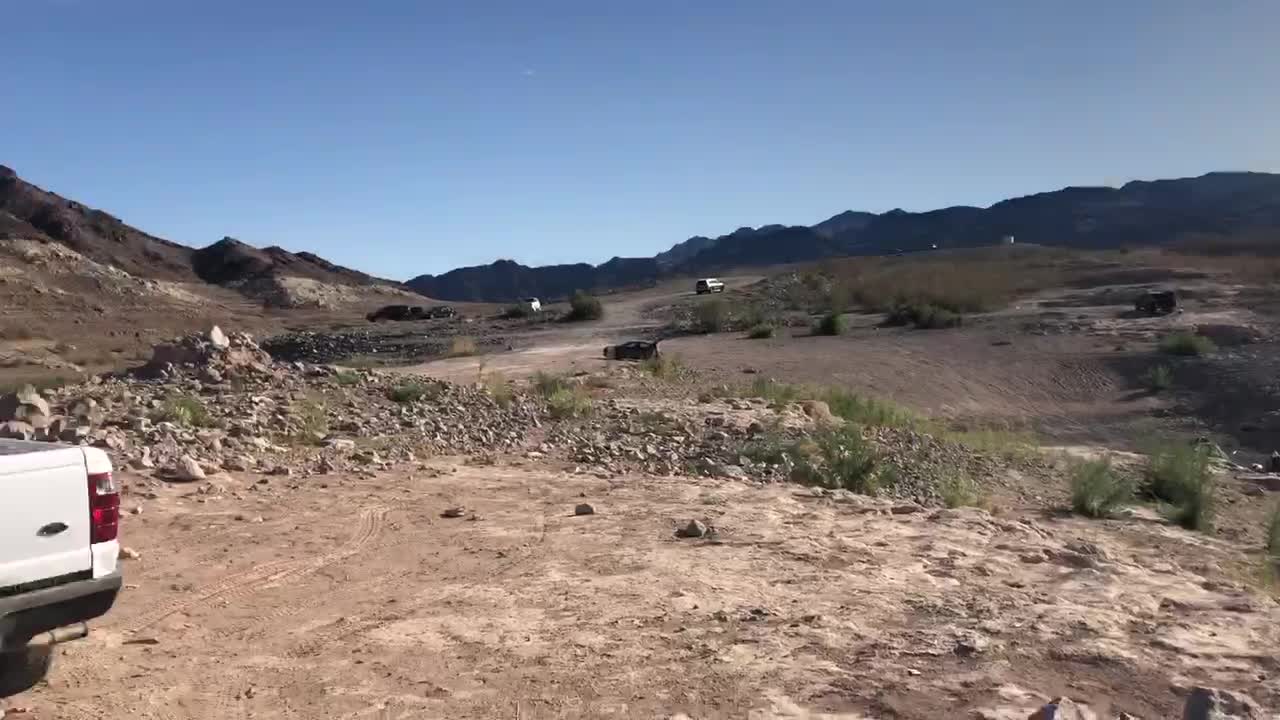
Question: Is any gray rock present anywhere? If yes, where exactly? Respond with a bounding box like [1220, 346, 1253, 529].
[1027, 698, 1096, 720]
[172, 455, 207, 482]
[324, 437, 356, 451]
[574, 503, 595, 516]
[1182, 686, 1263, 720]
[208, 325, 230, 350]
[441, 506, 466, 519]
[676, 519, 709, 538]
[891, 503, 924, 515]
[0, 420, 34, 440]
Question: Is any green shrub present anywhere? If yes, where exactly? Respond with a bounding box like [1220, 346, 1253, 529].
[151, 395, 214, 427]
[814, 311, 846, 336]
[532, 371, 571, 398]
[640, 354, 684, 380]
[1146, 444, 1215, 531]
[564, 291, 604, 322]
[294, 399, 329, 442]
[938, 472, 982, 508]
[546, 387, 592, 418]
[789, 425, 879, 494]
[334, 370, 361, 386]
[1158, 332, 1215, 356]
[695, 298, 727, 333]
[946, 428, 1038, 462]
[483, 372, 514, 408]
[746, 324, 775, 339]
[502, 304, 533, 320]
[387, 380, 436, 404]
[820, 387, 917, 429]
[1143, 364, 1174, 392]
[1267, 503, 1280, 556]
[1070, 459, 1134, 518]
[744, 377, 805, 405]
[884, 302, 963, 329]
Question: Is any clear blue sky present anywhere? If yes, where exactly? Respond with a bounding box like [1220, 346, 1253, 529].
[5, 0, 1276, 279]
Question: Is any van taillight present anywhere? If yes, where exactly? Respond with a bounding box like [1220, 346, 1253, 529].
[88, 471, 120, 543]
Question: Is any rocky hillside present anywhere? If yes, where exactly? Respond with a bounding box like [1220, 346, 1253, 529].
[411, 171, 1280, 302]
[0, 165, 412, 308]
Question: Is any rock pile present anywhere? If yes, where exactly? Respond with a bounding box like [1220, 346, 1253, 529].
[2, 327, 540, 479]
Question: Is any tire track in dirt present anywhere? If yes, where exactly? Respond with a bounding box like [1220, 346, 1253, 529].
[122, 506, 389, 633]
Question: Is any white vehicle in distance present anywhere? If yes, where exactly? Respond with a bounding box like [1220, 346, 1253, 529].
[695, 278, 725, 295]
[0, 440, 122, 692]
[524, 297, 542, 312]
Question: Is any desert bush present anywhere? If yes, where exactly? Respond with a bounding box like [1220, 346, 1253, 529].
[501, 304, 533, 320]
[814, 311, 846, 336]
[1070, 459, 1134, 518]
[695, 298, 728, 333]
[789, 425, 879, 494]
[294, 399, 329, 441]
[564, 291, 604, 322]
[1143, 364, 1173, 392]
[151, 395, 214, 427]
[883, 302, 963, 329]
[745, 377, 805, 405]
[746, 324, 775, 339]
[1146, 444, 1215, 531]
[820, 387, 917, 429]
[482, 372, 514, 408]
[1158, 332, 1215, 356]
[546, 387, 592, 418]
[1267, 503, 1280, 556]
[938, 472, 982, 509]
[532, 371, 571, 398]
[447, 336, 478, 357]
[946, 428, 1037, 462]
[640, 353, 684, 380]
[334, 370, 361, 386]
[387, 380, 436, 404]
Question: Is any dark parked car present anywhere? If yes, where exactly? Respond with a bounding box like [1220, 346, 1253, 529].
[603, 340, 660, 361]
[367, 305, 415, 322]
[426, 305, 458, 319]
[1134, 290, 1177, 315]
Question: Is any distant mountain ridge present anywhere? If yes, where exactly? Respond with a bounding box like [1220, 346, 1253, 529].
[0, 165, 408, 307]
[407, 171, 1280, 302]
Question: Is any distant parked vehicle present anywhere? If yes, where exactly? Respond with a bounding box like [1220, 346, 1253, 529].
[1134, 290, 1177, 315]
[524, 298, 542, 313]
[603, 340, 660, 361]
[695, 278, 725, 295]
[426, 305, 457, 319]
[366, 305, 414, 322]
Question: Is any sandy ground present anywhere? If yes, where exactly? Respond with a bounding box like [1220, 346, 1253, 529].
[11, 462, 1277, 719]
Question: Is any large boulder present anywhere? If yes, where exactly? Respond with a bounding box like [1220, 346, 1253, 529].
[1183, 687, 1263, 720]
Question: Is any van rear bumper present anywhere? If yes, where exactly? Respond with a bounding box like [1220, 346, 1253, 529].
[0, 570, 122, 651]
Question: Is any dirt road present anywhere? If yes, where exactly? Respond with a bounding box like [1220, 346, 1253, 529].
[14, 462, 1276, 719]
[394, 277, 759, 382]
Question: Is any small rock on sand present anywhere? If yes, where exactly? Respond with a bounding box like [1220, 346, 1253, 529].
[676, 519, 709, 538]
[440, 506, 466, 518]
[1182, 686, 1263, 720]
[574, 503, 595, 516]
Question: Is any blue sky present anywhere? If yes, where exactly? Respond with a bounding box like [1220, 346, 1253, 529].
[5, 0, 1276, 279]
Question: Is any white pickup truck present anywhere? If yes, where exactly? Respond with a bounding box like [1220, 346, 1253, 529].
[0, 441, 122, 693]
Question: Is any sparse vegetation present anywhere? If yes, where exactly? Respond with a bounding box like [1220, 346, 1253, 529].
[746, 324, 775, 339]
[640, 353, 684, 380]
[334, 370, 361, 386]
[1158, 332, 1215, 356]
[1267, 503, 1280, 556]
[564, 290, 604, 322]
[945, 428, 1037, 462]
[1146, 443, 1215, 531]
[820, 387, 918, 429]
[532, 371, 571, 398]
[387, 380, 437, 404]
[1070, 459, 1134, 518]
[546, 387, 592, 418]
[482, 371, 515, 408]
[447, 336, 478, 357]
[938, 472, 983, 508]
[1143, 364, 1174, 392]
[151, 394, 215, 427]
[789, 425, 879, 494]
[814, 311, 846, 336]
[695, 298, 728, 333]
[294, 398, 329, 442]
[501, 304, 533, 320]
[883, 302, 962, 329]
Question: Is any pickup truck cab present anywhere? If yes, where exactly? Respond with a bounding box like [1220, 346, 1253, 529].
[695, 278, 725, 294]
[0, 441, 122, 693]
